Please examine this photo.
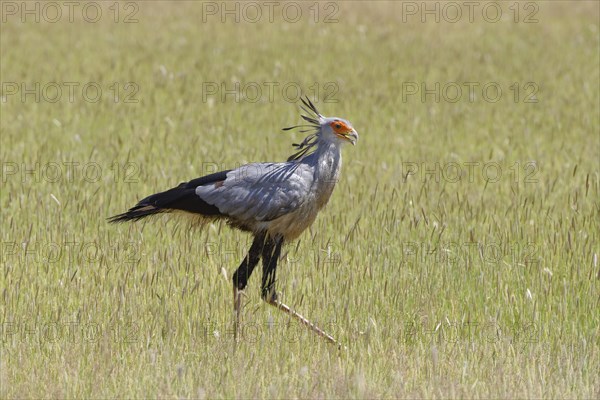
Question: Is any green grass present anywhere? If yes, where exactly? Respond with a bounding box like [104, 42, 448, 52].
[1, 1, 599, 398]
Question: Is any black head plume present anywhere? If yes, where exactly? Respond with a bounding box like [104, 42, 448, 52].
[283, 95, 323, 161]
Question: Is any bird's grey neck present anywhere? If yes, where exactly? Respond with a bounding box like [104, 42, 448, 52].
[306, 140, 342, 207]
[307, 140, 342, 169]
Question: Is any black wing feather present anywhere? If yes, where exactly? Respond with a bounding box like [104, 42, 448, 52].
[108, 170, 231, 223]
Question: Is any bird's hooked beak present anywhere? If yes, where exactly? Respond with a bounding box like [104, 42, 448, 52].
[345, 129, 358, 145]
[329, 120, 358, 145]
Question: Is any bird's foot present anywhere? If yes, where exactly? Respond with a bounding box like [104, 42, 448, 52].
[265, 298, 342, 348]
[233, 287, 247, 343]
[261, 286, 278, 303]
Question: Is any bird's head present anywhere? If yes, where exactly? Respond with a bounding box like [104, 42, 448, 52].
[321, 117, 358, 146]
[283, 96, 358, 160]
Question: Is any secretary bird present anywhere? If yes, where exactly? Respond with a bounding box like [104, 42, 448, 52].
[109, 97, 358, 345]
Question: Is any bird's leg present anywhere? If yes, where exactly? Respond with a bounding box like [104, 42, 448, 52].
[232, 286, 243, 341]
[266, 299, 339, 346]
[260, 236, 340, 346]
[259, 235, 282, 302]
[231, 233, 264, 341]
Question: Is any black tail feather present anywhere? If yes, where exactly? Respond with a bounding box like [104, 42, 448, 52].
[108, 170, 231, 224]
[108, 204, 163, 223]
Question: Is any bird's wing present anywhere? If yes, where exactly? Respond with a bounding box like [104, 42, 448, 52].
[195, 162, 315, 222]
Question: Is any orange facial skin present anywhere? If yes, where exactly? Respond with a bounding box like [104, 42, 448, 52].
[329, 120, 353, 136]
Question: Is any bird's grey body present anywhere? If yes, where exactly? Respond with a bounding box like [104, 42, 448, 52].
[197, 140, 342, 240]
[109, 97, 357, 346]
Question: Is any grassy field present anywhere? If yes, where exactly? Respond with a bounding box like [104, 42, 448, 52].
[1, 1, 599, 398]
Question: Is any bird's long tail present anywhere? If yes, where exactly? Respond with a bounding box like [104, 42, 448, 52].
[108, 203, 161, 222]
[108, 171, 229, 223]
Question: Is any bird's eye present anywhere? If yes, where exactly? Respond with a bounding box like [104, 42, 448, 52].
[335, 123, 342, 129]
